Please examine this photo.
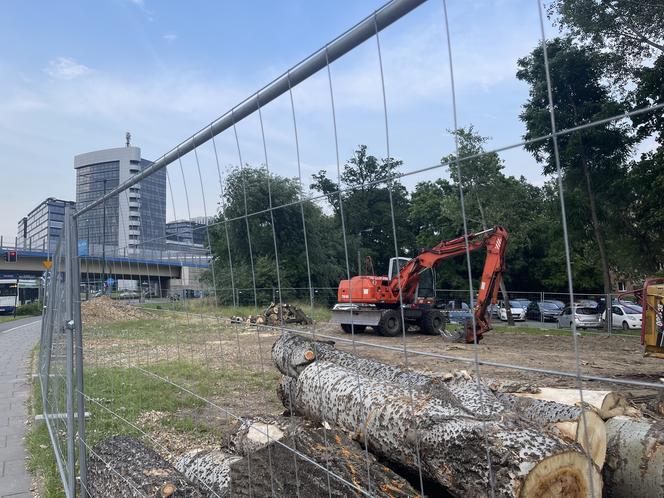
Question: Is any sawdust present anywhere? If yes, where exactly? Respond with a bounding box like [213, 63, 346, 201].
[81, 296, 153, 325]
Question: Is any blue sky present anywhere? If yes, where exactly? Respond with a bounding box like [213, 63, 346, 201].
[0, 0, 558, 237]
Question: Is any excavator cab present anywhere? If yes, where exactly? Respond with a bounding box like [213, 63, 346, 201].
[388, 257, 435, 300]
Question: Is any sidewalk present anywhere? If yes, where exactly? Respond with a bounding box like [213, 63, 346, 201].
[0, 318, 41, 498]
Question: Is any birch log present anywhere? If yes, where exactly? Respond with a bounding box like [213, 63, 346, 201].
[281, 361, 602, 497]
[603, 416, 664, 498]
[175, 416, 420, 498]
[273, 333, 606, 466]
[86, 436, 204, 497]
[513, 388, 635, 419]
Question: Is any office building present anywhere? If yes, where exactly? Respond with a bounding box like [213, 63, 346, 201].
[166, 219, 208, 247]
[75, 145, 166, 254]
[17, 198, 75, 253]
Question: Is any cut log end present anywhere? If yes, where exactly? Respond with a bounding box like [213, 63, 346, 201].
[552, 411, 606, 469]
[520, 451, 602, 498]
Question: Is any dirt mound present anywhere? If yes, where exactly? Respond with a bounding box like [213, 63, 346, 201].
[82, 296, 152, 325]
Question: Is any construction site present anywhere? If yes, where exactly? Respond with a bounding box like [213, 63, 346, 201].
[21, 0, 664, 497]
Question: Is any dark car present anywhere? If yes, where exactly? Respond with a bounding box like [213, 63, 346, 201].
[526, 301, 561, 322]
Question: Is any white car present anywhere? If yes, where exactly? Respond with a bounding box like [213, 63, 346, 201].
[499, 300, 526, 321]
[557, 305, 602, 329]
[603, 304, 642, 330]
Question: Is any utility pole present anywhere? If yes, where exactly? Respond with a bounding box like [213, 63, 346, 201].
[102, 179, 107, 295]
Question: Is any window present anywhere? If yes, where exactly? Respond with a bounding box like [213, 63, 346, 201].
[129, 216, 140, 221]
[129, 206, 139, 212]
[618, 281, 626, 292]
[612, 306, 623, 315]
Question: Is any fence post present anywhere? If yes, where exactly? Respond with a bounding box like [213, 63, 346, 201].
[69, 207, 88, 496]
[63, 206, 76, 497]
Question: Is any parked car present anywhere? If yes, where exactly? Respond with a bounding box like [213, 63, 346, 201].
[543, 299, 565, 310]
[446, 301, 472, 324]
[557, 304, 602, 329]
[602, 304, 643, 330]
[577, 299, 598, 308]
[487, 303, 500, 318]
[526, 301, 561, 322]
[119, 290, 140, 299]
[499, 300, 526, 321]
[512, 298, 531, 309]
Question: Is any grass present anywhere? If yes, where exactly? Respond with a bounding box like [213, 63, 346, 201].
[139, 298, 333, 322]
[25, 319, 279, 498]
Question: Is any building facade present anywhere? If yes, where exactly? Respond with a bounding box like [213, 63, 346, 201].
[17, 197, 75, 253]
[166, 219, 208, 247]
[75, 146, 166, 255]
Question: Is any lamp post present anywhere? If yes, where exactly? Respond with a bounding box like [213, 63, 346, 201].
[102, 179, 107, 295]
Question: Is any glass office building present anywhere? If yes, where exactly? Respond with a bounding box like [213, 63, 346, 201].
[75, 146, 166, 256]
[17, 198, 76, 253]
[166, 219, 208, 247]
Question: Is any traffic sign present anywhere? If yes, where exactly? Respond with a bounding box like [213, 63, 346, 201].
[42, 260, 52, 270]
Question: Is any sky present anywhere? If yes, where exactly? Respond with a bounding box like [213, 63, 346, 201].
[0, 0, 561, 237]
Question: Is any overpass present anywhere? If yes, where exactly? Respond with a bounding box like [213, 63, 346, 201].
[0, 243, 209, 302]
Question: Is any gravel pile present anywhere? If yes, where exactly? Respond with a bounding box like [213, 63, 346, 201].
[81, 296, 152, 324]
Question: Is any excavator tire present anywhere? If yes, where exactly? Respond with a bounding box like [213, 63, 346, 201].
[340, 324, 366, 334]
[376, 309, 403, 337]
[421, 310, 445, 335]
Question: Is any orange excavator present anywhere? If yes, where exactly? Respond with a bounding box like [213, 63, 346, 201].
[330, 226, 509, 343]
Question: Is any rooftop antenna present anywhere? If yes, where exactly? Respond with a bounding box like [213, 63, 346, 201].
[125, 131, 131, 147]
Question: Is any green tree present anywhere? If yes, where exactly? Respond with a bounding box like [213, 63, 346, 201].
[517, 37, 634, 297]
[310, 145, 414, 274]
[206, 166, 345, 305]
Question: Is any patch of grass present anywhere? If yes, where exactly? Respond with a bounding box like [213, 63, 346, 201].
[139, 299, 332, 322]
[492, 324, 572, 336]
[25, 348, 278, 498]
[0, 315, 17, 324]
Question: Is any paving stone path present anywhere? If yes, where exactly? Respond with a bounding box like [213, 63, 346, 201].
[0, 317, 41, 498]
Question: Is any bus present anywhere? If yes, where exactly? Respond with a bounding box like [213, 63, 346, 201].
[0, 278, 19, 314]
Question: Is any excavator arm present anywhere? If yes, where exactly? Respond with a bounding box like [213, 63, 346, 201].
[389, 226, 509, 342]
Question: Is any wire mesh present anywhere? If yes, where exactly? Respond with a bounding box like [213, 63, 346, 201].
[35, 0, 664, 496]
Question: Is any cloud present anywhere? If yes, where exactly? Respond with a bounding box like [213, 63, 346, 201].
[128, 0, 144, 7]
[45, 57, 92, 80]
[162, 33, 178, 42]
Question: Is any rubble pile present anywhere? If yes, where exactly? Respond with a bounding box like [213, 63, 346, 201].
[81, 296, 153, 325]
[230, 303, 312, 326]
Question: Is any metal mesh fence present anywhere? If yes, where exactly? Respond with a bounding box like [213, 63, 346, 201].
[36, 0, 664, 496]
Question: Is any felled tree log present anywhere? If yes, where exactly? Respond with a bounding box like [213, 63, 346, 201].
[513, 387, 636, 419]
[175, 416, 420, 498]
[496, 394, 606, 468]
[281, 361, 602, 497]
[86, 436, 204, 497]
[603, 416, 664, 498]
[272, 333, 606, 467]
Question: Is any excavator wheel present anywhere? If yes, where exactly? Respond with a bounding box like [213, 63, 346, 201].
[340, 323, 366, 334]
[421, 310, 446, 335]
[376, 309, 403, 337]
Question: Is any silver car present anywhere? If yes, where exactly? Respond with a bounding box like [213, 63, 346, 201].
[557, 304, 602, 329]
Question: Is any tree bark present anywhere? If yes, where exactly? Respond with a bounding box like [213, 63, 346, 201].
[273, 333, 607, 466]
[86, 436, 204, 498]
[603, 416, 664, 498]
[579, 145, 612, 303]
[280, 361, 602, 497]
[175, 416, 420, 498]
[511, 387, 636, 419]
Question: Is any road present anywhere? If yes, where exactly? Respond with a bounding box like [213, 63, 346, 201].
[0, 316, 41, 497]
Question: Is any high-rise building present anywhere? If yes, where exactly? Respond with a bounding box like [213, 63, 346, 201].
[166, 219, 208, 247]
[75, 146, 166, 255]
[17, 197, 75, 253]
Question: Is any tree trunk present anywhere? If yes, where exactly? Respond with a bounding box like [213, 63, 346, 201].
[273, 333, 607, 466]
[512, 387, 636, 419]
[176, 416, 420, 498]
[603, 416, 664, 497]
[280, 361, 602, 497]
[86, 436, 204, 498]
[580, 154, 612, 304]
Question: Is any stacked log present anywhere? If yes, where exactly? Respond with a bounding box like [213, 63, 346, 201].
[174, 416, 420, 497]
[86, 435, 205, 497]
[273, 333, 606, 466]
[274, 334, 602, 497]
[230, 303, 312, 326]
